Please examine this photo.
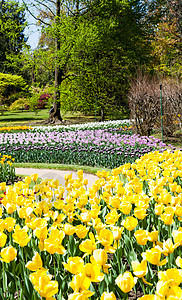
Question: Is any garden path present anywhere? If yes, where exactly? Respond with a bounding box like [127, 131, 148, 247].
[15, 167, 98, 188]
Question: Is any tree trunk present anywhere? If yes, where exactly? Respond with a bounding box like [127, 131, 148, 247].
[48, 0, 63, 123]
[101, 105, 105, 121]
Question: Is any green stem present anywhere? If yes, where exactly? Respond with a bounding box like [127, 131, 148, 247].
[2, 262, 7, 295]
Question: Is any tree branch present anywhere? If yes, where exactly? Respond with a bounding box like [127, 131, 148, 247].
[32, 0, 55, 17]
[22, 0, 51, 26]
[63, 73, 78, 80]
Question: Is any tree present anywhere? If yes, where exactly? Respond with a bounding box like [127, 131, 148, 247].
[23, 0, 92, 123]
[142, 0, 182, 77]
[59, 0, 152, 120]
[23, 0, 153, 122]
[0, 0, 27, 74]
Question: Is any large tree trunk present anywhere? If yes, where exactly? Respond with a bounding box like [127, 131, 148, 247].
[48, 0, 63, 123]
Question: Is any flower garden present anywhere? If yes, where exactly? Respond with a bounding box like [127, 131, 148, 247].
[0, 121, 181, 300]
[0, 121, 170, 168]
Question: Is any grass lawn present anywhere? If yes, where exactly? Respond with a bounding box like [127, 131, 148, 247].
[0, 109, 98, 126]
[0, 109, 49, 126]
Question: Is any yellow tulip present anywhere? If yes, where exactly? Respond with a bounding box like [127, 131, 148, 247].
[155, 203, 164, 216]
[0, 245, 17, 263]
[174, 205, 182, 217]
[148, 230, 159, 243]
[111, 226, 123, 240]
[29, 269, 51, 287]
[26, 252, 43, 271]
[156, 281, 170, 298]
[63, 257, 84, 275]
[105, 209, 120, 225]
[79, 211, 91, 224]
[82, 263, 104, 282]
[131, 260, 147, 278]
[0, 232, 7, 248]
[0, 182, 6, 191]
[115, 271, 137, 293]
[93, 249, 107, 265]
[63, 223, 76, 236]
[30, 270, 58, 299]
[5, 203, 16, 214]
[158, 269, 182, 287]
[69, 273, 92, 293]
[68, 291, 94, 300]
[120, 201, 132, 215]
[142, 247, 167, 266]
[161, 238, 179, 256]
[24, 176, 32, 185]
[122, 216, 138, 231]
[30, 174, 39, 182]
[44, 228, 66, 255]
[172, 229, 182, 245]
[79, 233, 97, 257]
[176, 256, 182, 268]
[39, 280, 58, 299]
[160, 213, 174, 225]
[100, 291, 117, 300]
[27, 217, 47, 230]
[134, 230, 149, 246]
[34, 225, 48, 241]
[12, 225, 32, 247]
[96, 228, 114, 247]
[134, 207, 147, 220]
[76, 225, 89, 239]
[167, 286, 182, 298]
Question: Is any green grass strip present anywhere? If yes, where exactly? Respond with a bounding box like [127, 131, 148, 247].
[14, 163, 111, 175]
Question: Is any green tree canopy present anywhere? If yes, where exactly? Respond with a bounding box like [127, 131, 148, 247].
[0, 0, 27, 74]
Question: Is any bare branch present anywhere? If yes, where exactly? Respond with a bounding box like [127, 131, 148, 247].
[32, 0, 55, 17]
[22, 0, 51, 26]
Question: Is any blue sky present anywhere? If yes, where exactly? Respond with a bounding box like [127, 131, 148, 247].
[18, 0, 40, 49]
[25, 20, 40, 49]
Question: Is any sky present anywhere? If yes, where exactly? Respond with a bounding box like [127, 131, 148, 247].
[25, 19, 40, 49]
[19, 0, 41, 49]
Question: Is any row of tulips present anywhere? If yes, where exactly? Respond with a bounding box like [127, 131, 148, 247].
[0, 121, 170, 167]
[0, 126, 32, 132]
[0, 149, 182, 299]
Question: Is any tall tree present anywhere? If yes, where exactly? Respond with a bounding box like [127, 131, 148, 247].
[143, 0, 182, 76]
[0, 0, 27, 74]
[23, 0, 92, 123]
[60, 0, 152, 120]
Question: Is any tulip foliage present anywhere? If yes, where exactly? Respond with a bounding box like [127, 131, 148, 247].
[0, 154, 16, 183]
[0, 150, 182, 299]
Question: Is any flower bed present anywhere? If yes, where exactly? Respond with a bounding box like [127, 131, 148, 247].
[0, 125, 32, 132]
[0, 121, 170, 168]
[0, 150, 182, 299]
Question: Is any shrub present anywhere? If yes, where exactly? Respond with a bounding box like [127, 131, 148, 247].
[37, 93, 50, 109]
[0, 73, 28, 106]
[29, 91, 51, 112]
[128, 73, 182, 137]
[9, 98, 30, 111]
